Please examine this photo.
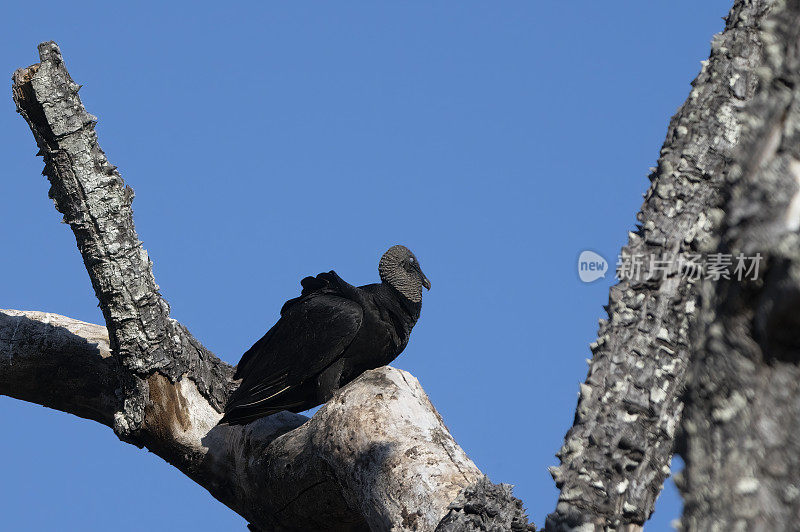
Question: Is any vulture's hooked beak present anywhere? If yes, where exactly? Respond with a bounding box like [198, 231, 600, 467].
[421, 275, 431, 291]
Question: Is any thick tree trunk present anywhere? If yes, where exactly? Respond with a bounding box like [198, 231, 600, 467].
[546, 1, 771, 529]
[678, 1, 800, 530]
[6, 43, 532, 531]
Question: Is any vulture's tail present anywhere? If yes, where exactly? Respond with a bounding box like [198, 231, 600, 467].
[218, 380, 314, 425]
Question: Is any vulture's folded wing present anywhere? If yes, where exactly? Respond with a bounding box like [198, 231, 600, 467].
[222, 292, 363, 423]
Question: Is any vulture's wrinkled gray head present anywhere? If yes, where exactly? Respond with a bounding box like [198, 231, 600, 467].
[379, 245, 431, 303]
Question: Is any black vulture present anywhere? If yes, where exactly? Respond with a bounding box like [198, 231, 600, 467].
[220, 245, 430, 425]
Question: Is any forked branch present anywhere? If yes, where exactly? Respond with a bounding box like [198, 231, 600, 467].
[7, 42, 530, 531]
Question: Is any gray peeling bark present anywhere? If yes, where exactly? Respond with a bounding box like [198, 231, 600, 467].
[678, 1, 800, 529]
[0, 310, 483, 530]
[546, 1, 772, 530]
[6, 43, 533, 531]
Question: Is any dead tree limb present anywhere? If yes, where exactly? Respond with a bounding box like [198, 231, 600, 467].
[6, 42, 532, 531]
[678, 1, 800, 529]
[0, 309, 487, 530]
[546, 1, 773, 530]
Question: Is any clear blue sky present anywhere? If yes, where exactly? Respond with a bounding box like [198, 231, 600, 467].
[1, 2, 731, 530]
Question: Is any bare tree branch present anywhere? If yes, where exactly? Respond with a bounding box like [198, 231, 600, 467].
[0, 309, 489, 530]
[678, 1, 800, 529]
[0, 309, 121, 425]
[12, 42, 233, 440]
[7, 42, 533, 531]
[546, 1, 773, 529]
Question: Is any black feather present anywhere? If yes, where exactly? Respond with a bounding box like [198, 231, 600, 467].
[220, 259, 425, 425]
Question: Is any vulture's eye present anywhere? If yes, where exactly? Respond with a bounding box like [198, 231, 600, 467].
[409, 257, 416, 264]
